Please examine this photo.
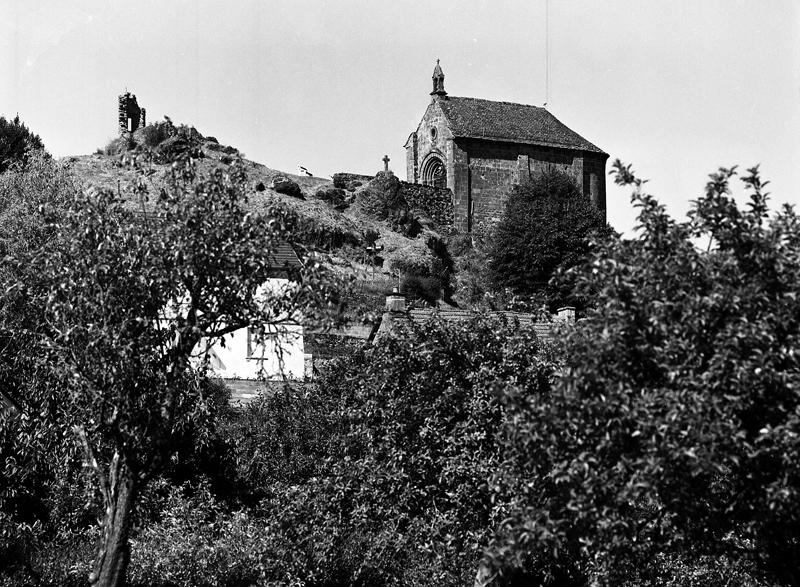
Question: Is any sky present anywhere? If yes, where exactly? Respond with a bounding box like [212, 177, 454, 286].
[2, 0, 798, 234]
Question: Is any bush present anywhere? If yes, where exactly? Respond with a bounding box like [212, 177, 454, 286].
[270, 175, 303, 198]
[315, 186, 349, 210]
[298, 315, 559, 586]
[138, 121, 172, 147]
[216, 384, 336, 503]
[386, 236, 455, 304]
[0, 115, 46, 173]
[484, 162, 800, 585]
[103, 135, 135, 156]
[489, 169, 611, 309]
[125, 316, 559, 587]
[356, 172, 407, 221]
[0, 152, 78, 258]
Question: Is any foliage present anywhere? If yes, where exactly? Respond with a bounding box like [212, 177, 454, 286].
[137, 121, 173, 148]
[489, 168, 611, 309]
[0, 153, 344, 586]
[450, 229, 492, 306]
[387, 236, 455, 305]
[315, 185, 349, 211]
[485, 161, 800, 585]
[103, 135, 135, 156]
[217, 384, 339, 503]
[356, 172, 406, 221]
[0, 115, 46, 174]
[102, 118, 203, 163]
[128, 478, 366, 587]
[0, 152, 78, 259]
[0, 152, 96, 584]
[356, 172, 422, 237]
[124, 316, 556, 586]
[298, 316, 559, 586]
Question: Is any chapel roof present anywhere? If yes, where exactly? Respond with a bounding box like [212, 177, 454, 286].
[437, 96, 606, 154]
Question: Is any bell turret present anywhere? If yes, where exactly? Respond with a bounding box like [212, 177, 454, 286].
[431, 59, 446, 99]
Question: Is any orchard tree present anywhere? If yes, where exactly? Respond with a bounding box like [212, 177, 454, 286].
[489, 168, 611, 308]
[483, 161, 800, 585]
[0, 156, 344, 587]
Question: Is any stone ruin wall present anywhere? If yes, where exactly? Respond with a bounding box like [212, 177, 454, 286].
[118, 92, 146, 134]
[399, 181, 454, 227]
[335, 171, 455, 228]
[333, 172, 374, 191]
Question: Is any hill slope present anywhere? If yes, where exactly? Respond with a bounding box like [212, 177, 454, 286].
[62, 129, 450, 315]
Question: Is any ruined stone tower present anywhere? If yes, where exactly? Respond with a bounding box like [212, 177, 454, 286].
[118, 92, 146, 134]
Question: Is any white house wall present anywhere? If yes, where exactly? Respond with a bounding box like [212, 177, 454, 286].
[203, 323, 305, 380]
[192, 277, 306, 381]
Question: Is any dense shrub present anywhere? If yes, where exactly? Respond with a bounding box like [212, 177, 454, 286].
[137, 121, 172, 147]
[298, 316, 559, 586]
[0, 152, 78, 258]
[216, 384, 337, 503]
[0, 115, 46, 173]
[333, 172, 371, 191]
[484, 162, 800, 585]
[489, 169, 611, 309]
[386, 236, 455, 304]
[103, 134, 135, 156]
[315, 186, 349, 210]
[101, 119, 204, 163]
[356, 172, 406, 221]
[270, 175, 303, 198]
[126, 316, 558, 587]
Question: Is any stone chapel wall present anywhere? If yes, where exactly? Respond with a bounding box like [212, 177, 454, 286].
[459, 138, 604, 227]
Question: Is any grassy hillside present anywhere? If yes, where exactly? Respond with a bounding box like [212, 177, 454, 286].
[61, 122, 453, 316]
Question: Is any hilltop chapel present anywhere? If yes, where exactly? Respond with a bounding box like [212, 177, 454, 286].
[405, 61, 608, 232]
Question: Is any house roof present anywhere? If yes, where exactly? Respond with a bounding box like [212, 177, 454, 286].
[271, 240, 303, 269]
[437, 96, 606, 154]
[408, 308, 555, 342]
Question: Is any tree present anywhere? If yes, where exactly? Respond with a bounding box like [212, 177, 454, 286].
[0, 115, 46, 174]
[0, 153, 90, 582]
[0, 155, 344, 587]
[488, 168, 611, 308]
[485, 161, 800, 585]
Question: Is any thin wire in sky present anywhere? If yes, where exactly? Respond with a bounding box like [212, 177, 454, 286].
[545, 0, 550, 108]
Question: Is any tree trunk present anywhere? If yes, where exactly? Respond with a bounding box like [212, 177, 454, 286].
[89, 461, 138, 587]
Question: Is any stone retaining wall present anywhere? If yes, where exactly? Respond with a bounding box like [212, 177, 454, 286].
[400, 182, 454, 227]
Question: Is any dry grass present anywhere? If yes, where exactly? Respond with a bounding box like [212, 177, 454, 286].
[59, 146, 444, 314]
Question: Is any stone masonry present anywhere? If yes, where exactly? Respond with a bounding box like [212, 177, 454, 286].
[405, 61, 608, 232]
[118, 91, 146, 134]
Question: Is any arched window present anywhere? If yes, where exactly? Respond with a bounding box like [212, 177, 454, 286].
[422, 155, 446, 189]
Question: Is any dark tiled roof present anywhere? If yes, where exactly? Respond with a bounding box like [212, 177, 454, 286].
[438, 97, 606, 154]
[408, 308, 554, 342]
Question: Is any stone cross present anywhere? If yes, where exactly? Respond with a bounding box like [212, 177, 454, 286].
[382, 155, 390, 172]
